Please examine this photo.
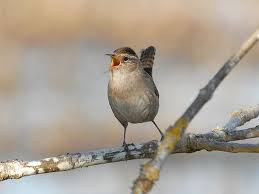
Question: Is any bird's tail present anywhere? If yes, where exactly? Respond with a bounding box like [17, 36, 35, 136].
[140, 46, 156, 77]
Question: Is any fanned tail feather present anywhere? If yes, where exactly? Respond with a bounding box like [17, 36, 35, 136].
[140, 46, 156, 77]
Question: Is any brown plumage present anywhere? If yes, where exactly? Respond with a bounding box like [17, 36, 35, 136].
[107, 46, 163, 149]
[114, 47, 138, 57]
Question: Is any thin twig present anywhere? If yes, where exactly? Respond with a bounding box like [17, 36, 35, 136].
[1, 124, 259, 182]
[193, 140, 259, 153]
[223, 104, 259, 131]
[197, 125, 259, 142]
[132, 29, 259, 194]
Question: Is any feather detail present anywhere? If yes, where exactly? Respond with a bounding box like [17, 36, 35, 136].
[140, 46, 156, 77]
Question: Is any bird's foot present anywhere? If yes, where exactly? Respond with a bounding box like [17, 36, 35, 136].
[122, 142, 133, 160]
[122, 142, 130, 153]
[128, 143, 135, 147]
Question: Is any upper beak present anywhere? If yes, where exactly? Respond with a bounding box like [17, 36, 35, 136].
[105, 53, 115, 57]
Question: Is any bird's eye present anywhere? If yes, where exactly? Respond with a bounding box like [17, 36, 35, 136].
[123, 56, 129, 62]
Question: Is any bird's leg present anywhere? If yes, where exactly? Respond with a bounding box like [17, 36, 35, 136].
[152, 120, 164, 140]
[122, 126, 129, 153]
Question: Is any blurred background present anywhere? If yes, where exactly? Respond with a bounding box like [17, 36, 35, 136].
[1, 0, 259, 193]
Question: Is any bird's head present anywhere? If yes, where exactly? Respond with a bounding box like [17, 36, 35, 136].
[106, 47, 139, 72]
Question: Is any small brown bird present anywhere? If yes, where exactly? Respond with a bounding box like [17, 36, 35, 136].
[107, 46, 163, 149]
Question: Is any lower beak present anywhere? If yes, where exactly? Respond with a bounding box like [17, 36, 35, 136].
[106, 54, 120, 68]
[111, 57, 120, 67]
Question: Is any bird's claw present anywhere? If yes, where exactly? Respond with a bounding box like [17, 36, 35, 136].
[122, 142, 130, 153]
[122, 142, 133, 161]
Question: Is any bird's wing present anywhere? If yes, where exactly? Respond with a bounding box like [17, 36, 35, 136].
[140, 46, 156, 77]
[142, 68, 159, 98]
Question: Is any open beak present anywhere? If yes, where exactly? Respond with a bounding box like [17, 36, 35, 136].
[106, 53, 120, 68]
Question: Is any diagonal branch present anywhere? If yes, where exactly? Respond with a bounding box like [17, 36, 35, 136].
[1, 124, 259, 182]
[132, 29, 259, 194]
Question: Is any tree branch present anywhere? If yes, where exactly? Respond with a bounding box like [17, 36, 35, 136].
[193, 140, 259, 153]
[1, 124, 259, 182]
[223, 104, 259, 131]
[198, 125, 259, 142]
[132, 28, 259, 194]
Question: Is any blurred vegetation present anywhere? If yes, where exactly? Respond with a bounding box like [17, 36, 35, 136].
[1, 0, 259, 58]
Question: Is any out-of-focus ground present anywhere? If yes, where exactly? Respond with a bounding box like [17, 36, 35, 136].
[1, 1, 259, 194]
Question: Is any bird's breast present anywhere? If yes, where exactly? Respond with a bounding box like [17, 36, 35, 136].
[108, 71, 159, 123]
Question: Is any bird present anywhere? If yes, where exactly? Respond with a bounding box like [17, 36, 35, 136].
[106, 46, 163, 150]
